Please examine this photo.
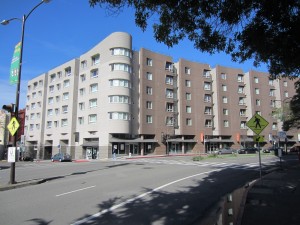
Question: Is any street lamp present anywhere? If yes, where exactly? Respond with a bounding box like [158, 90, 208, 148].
[1, 0, 51, 184]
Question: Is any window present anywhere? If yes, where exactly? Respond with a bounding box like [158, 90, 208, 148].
[255, 111, 262, 116]
[55, 108, 59, 115]
[111, 48, 132, 58]
[91, 69, 98, 78]
[90, 83, 98, 93]
[81, 60, 87, 69]
[203, 70, 210, 78]
[78, 117, 84, 125]
[80, 74, 86, 82]
[223, 109, 228, 115]
[56, 84, 61, 91]
[272, 122, 278, 130]
[205, 119, 212, 128]
[65, 67, 71, 76]
[146, 72, 153, 80]
[166, 117, 174, 126]
[49, 86, 54, 93]
[186, 118, 192, 126]
[239, 97, 245, 105]
[284, 91, 289, 97]
[186, 106, 192, 113]
[186, 93, 191, 100]
[269, 89, 275, 96]
[79, 102, 85, 110]
[146, 101, 153, 109]
[166, 75, 173, 85]
[166, 102, 174, 112]
[255, 88, 260, 94]
[92, 54, 100, 65]
[30, 113, 35, 120]
[47, 121, 52, 128]
[63, 79, 70, 88]
[224, 120, 229, 127]
[221, 73, 226, 80]
[108, 112, 129, 120]
[256, 99, 261, 106]
[54, 121, 58, 128]
[39, 80, 43, 87]
[185, 67, 191, 74]
[240, 121, 247, 129]
[240, 109, 246, 117]
[238, 86, 244, 94]
[89, 114, 97, 123]
[109, 95, 129, 103]
[254, 77, 259, 83]
[50, 74, 56, 83]
[57, 71, 62, 79]
[166, 89, 174, 98]
[283, 81, 288, 87]
[165, 62, 173, 71]
[109, 79, 130, 88]
[61, 119, 68, 127]
[89, 99, 97, 108]
[62, 105, 68, 113]
[111, 63, 132, 73]
[269, 79, 274, 86]
[146, 115, 153, 123]
[204, 107, 212, 115]
[222, 96, 228, 103]
[222, 85, 227, 91]
[63, 92, 69, 100]
[79, 88, 85, 96]
[204, 94, 211, 102]
[47, 109, 53, 116]
[204, 82, 211, 90]
[33, 82, 38, 90]
[185, 80, 191, 87]
[146, 58, 153, 66]
[48, 98, 53, 105]
[237, 74, 244, 82]
[146, 86, 152, 95]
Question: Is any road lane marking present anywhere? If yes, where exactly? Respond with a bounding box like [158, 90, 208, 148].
[71, 169, 222, 225]
[56, 185, 96, 197]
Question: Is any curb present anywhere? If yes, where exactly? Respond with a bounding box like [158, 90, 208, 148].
[0, 179, 46, 192]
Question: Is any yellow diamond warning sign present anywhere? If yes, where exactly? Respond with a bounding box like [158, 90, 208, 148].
[7, 117, 20, 136]
[246, 113, 269, 135]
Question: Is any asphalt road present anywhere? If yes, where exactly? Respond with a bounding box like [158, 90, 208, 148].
[0, 155, 281, 225]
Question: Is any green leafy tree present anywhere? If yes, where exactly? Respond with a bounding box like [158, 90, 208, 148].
[90, 0, 300, 78]
[283, 80, 300, 130]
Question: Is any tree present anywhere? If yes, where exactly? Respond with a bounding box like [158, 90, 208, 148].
[283, 80, 300, 131]
[89, 0, 300, 78]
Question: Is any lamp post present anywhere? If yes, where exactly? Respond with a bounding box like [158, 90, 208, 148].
[1, 0, 51, 184]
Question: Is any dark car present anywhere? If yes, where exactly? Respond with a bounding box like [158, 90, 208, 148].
[237, 147, 258, 154]
[215, 147, 236, 155]
[289, 146, 300, 153]
[262, 148, 271, 153]
[51, 153, 72, 162]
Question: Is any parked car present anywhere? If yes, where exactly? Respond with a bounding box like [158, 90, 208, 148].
[262, 148, 271, 153]
[267, 146, 285, 155]
[289, 146, 300, 153]
[215, 147, 236, 155]
[51, 153, 72, 162]
[237, 147, 258, 154]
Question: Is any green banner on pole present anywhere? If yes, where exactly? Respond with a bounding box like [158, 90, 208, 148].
[10, 42, 21, 85]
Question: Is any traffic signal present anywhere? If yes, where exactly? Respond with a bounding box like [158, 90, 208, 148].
[2, 104, 15, 113]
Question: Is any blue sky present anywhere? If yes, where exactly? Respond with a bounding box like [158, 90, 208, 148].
[0, 0, 268, 109]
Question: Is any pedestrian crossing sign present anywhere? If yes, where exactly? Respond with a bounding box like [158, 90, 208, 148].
[253, 135, 264, 143]
[246, 113, 269, 135]
[7, 117, 20, 136]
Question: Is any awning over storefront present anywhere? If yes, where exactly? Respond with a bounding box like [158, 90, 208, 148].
[82, 141, 99, 147]
[205, 139, 234, 143]
[167, 138, 197, 143]
[110, 138, 158, 143]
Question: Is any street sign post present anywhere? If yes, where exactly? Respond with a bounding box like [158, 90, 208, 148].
[247, 113, 269, 180]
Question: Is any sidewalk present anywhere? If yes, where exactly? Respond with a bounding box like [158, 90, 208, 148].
[241, 163, 300, 225]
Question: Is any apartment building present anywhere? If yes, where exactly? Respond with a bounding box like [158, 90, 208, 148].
[24, 32, 299, 160]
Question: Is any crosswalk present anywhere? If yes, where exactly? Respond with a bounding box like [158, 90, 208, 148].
[115, 158, 278, 170]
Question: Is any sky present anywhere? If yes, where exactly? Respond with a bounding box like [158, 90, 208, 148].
[0, 0, 268, 109]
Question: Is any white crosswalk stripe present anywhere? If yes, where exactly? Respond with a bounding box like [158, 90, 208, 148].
[117, 158, 277, 170]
